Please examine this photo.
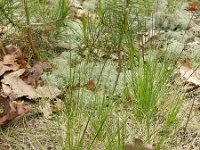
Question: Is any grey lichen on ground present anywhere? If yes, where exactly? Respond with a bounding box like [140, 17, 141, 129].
[42, 51, 128, 106]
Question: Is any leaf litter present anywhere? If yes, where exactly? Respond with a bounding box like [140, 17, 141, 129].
[179, 61, 200, 86]
[0, 45, 61, 126]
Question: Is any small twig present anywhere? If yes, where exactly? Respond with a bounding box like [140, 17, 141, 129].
[23, 0, 40, 60]
[183, 95, 195, 135]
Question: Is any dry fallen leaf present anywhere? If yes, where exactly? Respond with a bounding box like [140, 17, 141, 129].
[2, 75, 61, 100]
[2, 84, 12, 97]
[0, 46, 25, 76]
[1, 64, 60, 100]
[35, 85, 61, 99]
[2, 73, 38, 100]
[0, 61, 19, 76]
[7, 68, 26, 77]
[5, 45, 22, 57]
[21, 61, 51, 87]
[3, 54, 17, 65]
[39, 99, 63, 117]
[39, 101, 52, 118]
[0, 44, 61, 126]
[0, 96, 29, 126]
[86, 80, 96, 91]
[3, 45, 27, 69]
[15, 101, 29, 116]
[179, 62, 200, 86]
[187, 1, 199, 11]
[17, 59, 27, 69]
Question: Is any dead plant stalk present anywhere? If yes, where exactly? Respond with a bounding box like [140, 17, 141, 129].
[23, 0, 40, 60]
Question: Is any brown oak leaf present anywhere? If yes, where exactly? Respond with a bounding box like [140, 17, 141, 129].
[0, 96, 29, 126]
[0, 62, 19, 76]
[86, 80, 96, 92]
[179, 62, 200, 86]
[5, 45, 22, 58]
[2, 71, 61, 100]
[21, 61, 51, 87]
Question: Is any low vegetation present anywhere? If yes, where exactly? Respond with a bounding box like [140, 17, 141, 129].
[0, 0, 200, 149]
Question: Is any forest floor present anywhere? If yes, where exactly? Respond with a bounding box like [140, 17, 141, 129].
[0, 0, 200, 150]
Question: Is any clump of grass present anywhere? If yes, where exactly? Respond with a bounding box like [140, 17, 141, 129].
[127, 51, 183, 145]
